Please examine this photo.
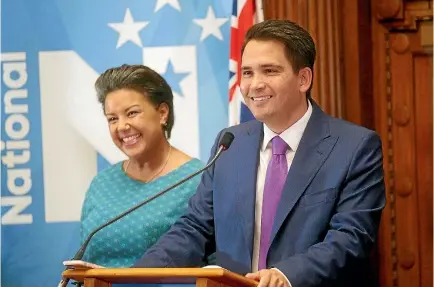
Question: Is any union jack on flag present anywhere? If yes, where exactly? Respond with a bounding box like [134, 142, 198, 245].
[228, 0, 263, 126]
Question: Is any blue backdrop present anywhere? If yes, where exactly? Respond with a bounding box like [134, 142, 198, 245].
[1, 0, 233, 286]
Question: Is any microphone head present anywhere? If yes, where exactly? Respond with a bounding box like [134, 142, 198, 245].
[219, 132, 235, 150]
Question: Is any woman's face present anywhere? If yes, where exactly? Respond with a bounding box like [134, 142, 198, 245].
[104, 89, 168, 160]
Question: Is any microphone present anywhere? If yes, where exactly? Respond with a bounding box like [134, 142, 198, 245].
[58, 131, 235, 287]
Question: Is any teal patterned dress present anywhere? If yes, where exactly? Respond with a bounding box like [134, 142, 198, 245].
[80, 158, 204, 268]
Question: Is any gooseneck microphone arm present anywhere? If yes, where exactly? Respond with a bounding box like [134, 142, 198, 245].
[58, 132, 235, 287]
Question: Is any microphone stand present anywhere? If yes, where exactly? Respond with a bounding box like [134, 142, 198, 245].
[58, 138, 232, 287]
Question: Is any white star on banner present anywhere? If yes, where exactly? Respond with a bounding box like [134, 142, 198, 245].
[154, 0, 181, 12]
[193, 6, 228, 41]
[108, 8, 149, 48]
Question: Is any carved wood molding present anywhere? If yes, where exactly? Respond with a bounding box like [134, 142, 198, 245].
[387, 31, 432, 287]
[372, 2, 433, 287]
[376, 0, 433, 31]
[420, 21, 433, 48]
[384, 32, 399, 287]
[376, 0, 403, 20]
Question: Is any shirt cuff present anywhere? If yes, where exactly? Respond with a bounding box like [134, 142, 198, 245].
[272, 268, 292, 287]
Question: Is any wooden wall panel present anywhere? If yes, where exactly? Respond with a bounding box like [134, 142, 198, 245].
[341, 0, 375, 129]
[371, 1, 433, 287]
[413, 54, 433, 287]
[390, 32, 422, 287]
[262, 0, 290, 20]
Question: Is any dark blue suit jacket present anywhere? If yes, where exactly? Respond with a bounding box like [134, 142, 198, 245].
[135, 101, 386, 287]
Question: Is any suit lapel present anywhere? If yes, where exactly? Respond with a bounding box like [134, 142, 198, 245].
[236, 121, 262, 264]
[270, 103, 338, 244]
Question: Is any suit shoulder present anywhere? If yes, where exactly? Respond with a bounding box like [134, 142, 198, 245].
[327, 116, 380, 142]
[220, 120, 261, 137]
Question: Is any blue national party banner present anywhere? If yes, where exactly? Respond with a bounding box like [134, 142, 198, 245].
[1, 1, 233, 286]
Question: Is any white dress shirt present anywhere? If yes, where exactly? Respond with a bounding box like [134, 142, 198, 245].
[251, 101, 313, 285]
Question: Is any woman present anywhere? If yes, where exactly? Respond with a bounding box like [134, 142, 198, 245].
[79, 64, 204, 268]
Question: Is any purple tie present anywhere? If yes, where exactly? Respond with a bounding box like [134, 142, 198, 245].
[258, 136, 288, 270]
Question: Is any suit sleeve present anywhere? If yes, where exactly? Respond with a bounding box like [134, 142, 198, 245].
[273, 132, 386, 287]
[132, 131, 224, 268]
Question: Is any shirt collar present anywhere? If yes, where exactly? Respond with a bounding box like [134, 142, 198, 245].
[261, 100, 313, 152]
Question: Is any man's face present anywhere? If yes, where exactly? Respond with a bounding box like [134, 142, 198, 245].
[240, 39, 310, 132]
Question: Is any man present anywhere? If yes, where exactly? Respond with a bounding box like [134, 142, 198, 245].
[135, 20, 386, 287]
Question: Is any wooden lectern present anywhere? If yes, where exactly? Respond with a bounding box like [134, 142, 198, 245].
[62, 268, 258, 287]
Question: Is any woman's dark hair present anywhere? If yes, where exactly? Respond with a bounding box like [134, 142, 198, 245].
[95, 64, 174, 138]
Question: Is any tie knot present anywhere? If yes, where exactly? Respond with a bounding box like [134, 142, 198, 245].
[272, 136, 288, 155]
